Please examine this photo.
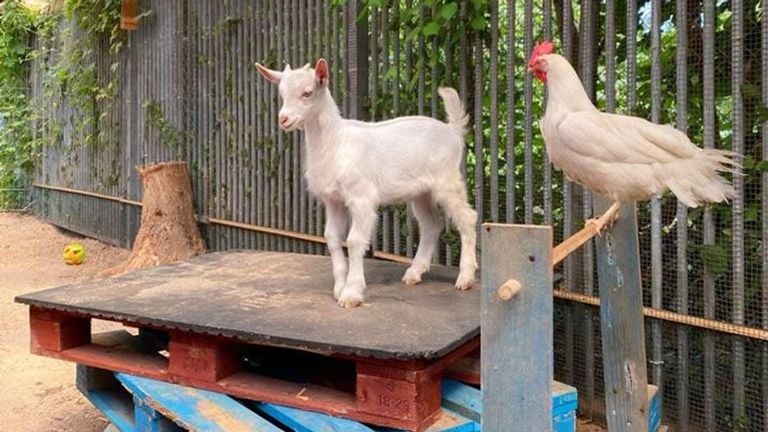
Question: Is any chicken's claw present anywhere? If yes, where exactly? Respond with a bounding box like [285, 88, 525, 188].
[585, 202, 622, 237]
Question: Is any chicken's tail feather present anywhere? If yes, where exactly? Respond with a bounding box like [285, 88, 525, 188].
[438, 87, 469, 135]
[666, 149, 741, 207]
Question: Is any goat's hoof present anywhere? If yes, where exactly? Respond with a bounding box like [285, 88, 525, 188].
[333, 284, 345, 300]
[402, 269, 423, 286]
[337, 292, 364, 308]
[454, 273, 476, 291]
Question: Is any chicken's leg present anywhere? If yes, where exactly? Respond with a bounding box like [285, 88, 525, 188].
[585, 201, 621, 236]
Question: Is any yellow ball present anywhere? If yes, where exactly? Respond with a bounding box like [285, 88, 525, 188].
[63, 243, 86, 265]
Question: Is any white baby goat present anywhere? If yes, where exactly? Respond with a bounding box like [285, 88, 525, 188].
[256, 58, 477, 308]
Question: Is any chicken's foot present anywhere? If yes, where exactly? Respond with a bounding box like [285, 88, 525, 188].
[585, 201, 621, 236]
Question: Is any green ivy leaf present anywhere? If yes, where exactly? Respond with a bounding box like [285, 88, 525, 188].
[471, 16, 487, 31]
[439, 3, 458, 20]
[422, 21, 440, 36]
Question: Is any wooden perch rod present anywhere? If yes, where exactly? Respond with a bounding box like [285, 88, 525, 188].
[551, 223, 599, 267]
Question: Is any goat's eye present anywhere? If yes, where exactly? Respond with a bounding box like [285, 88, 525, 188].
[301, 90, 313, 98]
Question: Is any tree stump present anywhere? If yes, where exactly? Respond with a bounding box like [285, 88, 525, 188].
[104, 161, 206, 277]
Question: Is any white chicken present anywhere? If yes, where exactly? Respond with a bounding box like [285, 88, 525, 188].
[527, 41, 741, 232]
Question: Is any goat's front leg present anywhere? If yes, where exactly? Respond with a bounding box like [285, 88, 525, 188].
[337, 201, 377, 308]
[324, 200, 349, 300]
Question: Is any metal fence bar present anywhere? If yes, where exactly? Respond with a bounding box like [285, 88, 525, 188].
[236, 1, 246, 250]
[579, 0, 597, 415]
[559, 0, 576, 387]
[675, 0, 690, 428]
[278, 0, 289, 251]
[523, 0, 533, 226]
[257, 2, 267, 251]
[384, 9, 395, 255]
[763, 0, 768, 429]
[473, 30, 484, 234]
[505, 0, 515, 225]
[649, 0, 664, 399]
[542, 0, 553, 228]
[458, 1, 467, 180]
[731, 0, 746, 422]
[701, 2, 717, 428]
[489, 0, 499, 223]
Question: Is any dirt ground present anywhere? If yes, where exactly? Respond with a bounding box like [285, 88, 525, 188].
[0, 212, 605, 431]
[0, 213, 129, 432]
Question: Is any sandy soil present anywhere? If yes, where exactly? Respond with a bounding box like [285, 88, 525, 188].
[0, 213, 129, 432]
[0, 212, 606, 431]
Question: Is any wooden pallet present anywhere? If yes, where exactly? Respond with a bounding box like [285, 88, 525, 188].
[78, 365, 482, 431]
[29, 320, 477, 431]
[18, 251, 485, 431]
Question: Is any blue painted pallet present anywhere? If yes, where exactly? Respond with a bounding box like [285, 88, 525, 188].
[78, 366, 579, 432]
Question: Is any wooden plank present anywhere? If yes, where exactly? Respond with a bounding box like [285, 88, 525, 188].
[648, 385, 661, 432]
[442, 378, 578, 432]
[254, 403, 377, 432]
[167, 332, 240, 382]
[441, 379, 481, 423]
[116, 372, 282, 432]
[84, 389, 136, 432]
[481, 223, 553, 432]
[593, 197, 649, 432]
[76, 365, 136, 432]
[29, 307, 90, 352]
[132, 394, 181, 432]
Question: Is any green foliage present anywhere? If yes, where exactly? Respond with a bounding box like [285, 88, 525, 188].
[143, 100, 182, 152]
[0, 0, 36, 192]
[0, 0, 127, 197]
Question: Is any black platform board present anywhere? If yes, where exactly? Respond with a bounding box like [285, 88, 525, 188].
[16, 251, 479, 360]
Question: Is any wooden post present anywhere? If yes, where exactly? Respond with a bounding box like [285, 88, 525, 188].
[593, 196, 650, 431]
[481, 223, 553, 432]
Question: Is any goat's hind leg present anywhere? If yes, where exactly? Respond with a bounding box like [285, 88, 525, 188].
[402, 193, 443, 286]
[435, 181, 477, 290]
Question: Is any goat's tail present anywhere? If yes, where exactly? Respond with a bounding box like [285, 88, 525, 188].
[438, 87, 469, 135]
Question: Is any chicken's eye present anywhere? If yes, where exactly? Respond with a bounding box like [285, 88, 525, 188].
[301, 90, 314, 98]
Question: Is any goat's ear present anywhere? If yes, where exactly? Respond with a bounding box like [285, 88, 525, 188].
[315, 58, 329, 87]
[255, 63, 283, 84]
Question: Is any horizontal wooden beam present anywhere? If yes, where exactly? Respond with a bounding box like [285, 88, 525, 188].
[554, 290, 768, 341]
[34, 183, 143, 206]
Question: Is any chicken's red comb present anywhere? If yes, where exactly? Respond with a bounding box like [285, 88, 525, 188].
[528, 40, 555, 66]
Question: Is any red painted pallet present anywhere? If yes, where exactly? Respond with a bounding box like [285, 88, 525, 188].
[28, 309, 478, 431]
[18, 251, 482, 431]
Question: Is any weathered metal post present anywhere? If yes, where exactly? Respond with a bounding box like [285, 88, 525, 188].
[345, 0, 368, 121]
[593, 196, 650, 431]
[481, 223, 553, 431]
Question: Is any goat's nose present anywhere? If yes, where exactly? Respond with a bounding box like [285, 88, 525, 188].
[279, 115, 289, 126]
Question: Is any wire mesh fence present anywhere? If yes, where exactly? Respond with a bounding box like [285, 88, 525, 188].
[29, 1, 768, 430]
